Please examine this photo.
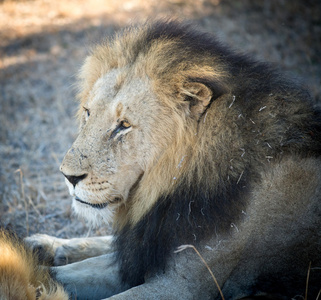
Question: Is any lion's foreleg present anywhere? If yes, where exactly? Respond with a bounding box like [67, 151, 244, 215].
[25, 234, 114, 265]
[52, 253, 128, 300]
[53, 235, 113, 265]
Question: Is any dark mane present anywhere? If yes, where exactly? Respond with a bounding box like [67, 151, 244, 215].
[115, 167, 250, 287]
[113, 20, 321, 288]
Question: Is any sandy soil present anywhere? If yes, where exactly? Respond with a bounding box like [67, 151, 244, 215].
[0, 0, 320, 238]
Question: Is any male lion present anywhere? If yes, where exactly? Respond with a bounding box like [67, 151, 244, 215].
[26, 20, 321, 299]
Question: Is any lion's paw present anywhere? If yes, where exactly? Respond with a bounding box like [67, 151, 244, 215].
[54, 236, 114, 265]
[24, 234, 67, 265]
[54, 244, 79, 266]
[25, 235, 114, 266]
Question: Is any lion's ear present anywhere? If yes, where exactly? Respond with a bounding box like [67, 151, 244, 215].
[181, 82, 213, 118]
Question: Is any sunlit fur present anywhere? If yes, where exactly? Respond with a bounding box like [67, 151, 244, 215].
[0, 229, 68, 300]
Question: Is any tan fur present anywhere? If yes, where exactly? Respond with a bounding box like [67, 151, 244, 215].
[0, 230, 68, 300]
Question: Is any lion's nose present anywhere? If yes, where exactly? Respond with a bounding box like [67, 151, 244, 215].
[63, 173, 88, 187]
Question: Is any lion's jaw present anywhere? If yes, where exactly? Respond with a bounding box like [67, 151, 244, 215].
[60, 70, 176, 227]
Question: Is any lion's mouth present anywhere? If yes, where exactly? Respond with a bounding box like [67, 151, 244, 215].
[75, 197, 109, 209]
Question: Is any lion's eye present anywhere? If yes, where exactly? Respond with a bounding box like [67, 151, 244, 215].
[110, 120, 132, 139]
[120, 120, 131, 129]
[83, 107, 90, 121]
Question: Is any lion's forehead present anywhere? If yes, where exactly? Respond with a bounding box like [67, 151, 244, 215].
[90, 69, 122, 105]
[89, 68, 158, 118]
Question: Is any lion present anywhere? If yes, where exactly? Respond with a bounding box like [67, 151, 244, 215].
[25, 20, 321, 299]
[0, 229, 68, 300]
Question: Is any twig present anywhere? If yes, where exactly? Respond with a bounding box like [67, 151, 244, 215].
[28, 196, 42, 217]
[229, 95, 236, 108]
[15, 168, 29, 235]
[174, 244, 225, 300]
[203, 112, 208, 123]
[305, 261, 311, 300]
[236, 171, 244, 185]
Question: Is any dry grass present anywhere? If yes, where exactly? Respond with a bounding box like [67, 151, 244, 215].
[0, 0, 320, 238]
[175, 244, 225, 300]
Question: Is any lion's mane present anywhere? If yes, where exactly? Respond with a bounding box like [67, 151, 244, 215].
[81, 21, 321, 290]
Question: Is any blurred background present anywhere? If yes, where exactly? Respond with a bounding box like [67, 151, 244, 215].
[0, 0, 320, 238]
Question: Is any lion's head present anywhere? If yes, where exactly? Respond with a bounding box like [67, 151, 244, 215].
[60, 21, 229, 228]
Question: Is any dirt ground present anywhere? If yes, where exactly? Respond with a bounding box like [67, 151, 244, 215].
[0, 0, 320, 238]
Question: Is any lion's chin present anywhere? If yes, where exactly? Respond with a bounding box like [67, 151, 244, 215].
[72, 197, 114, 227]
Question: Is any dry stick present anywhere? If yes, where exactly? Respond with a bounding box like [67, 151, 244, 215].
[305, 261, 311, 300]
[175, 245, 225, 300]
[15, 168, 29, 235]
[28, 196, 42, 217]
[316, 289, 321, 300]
